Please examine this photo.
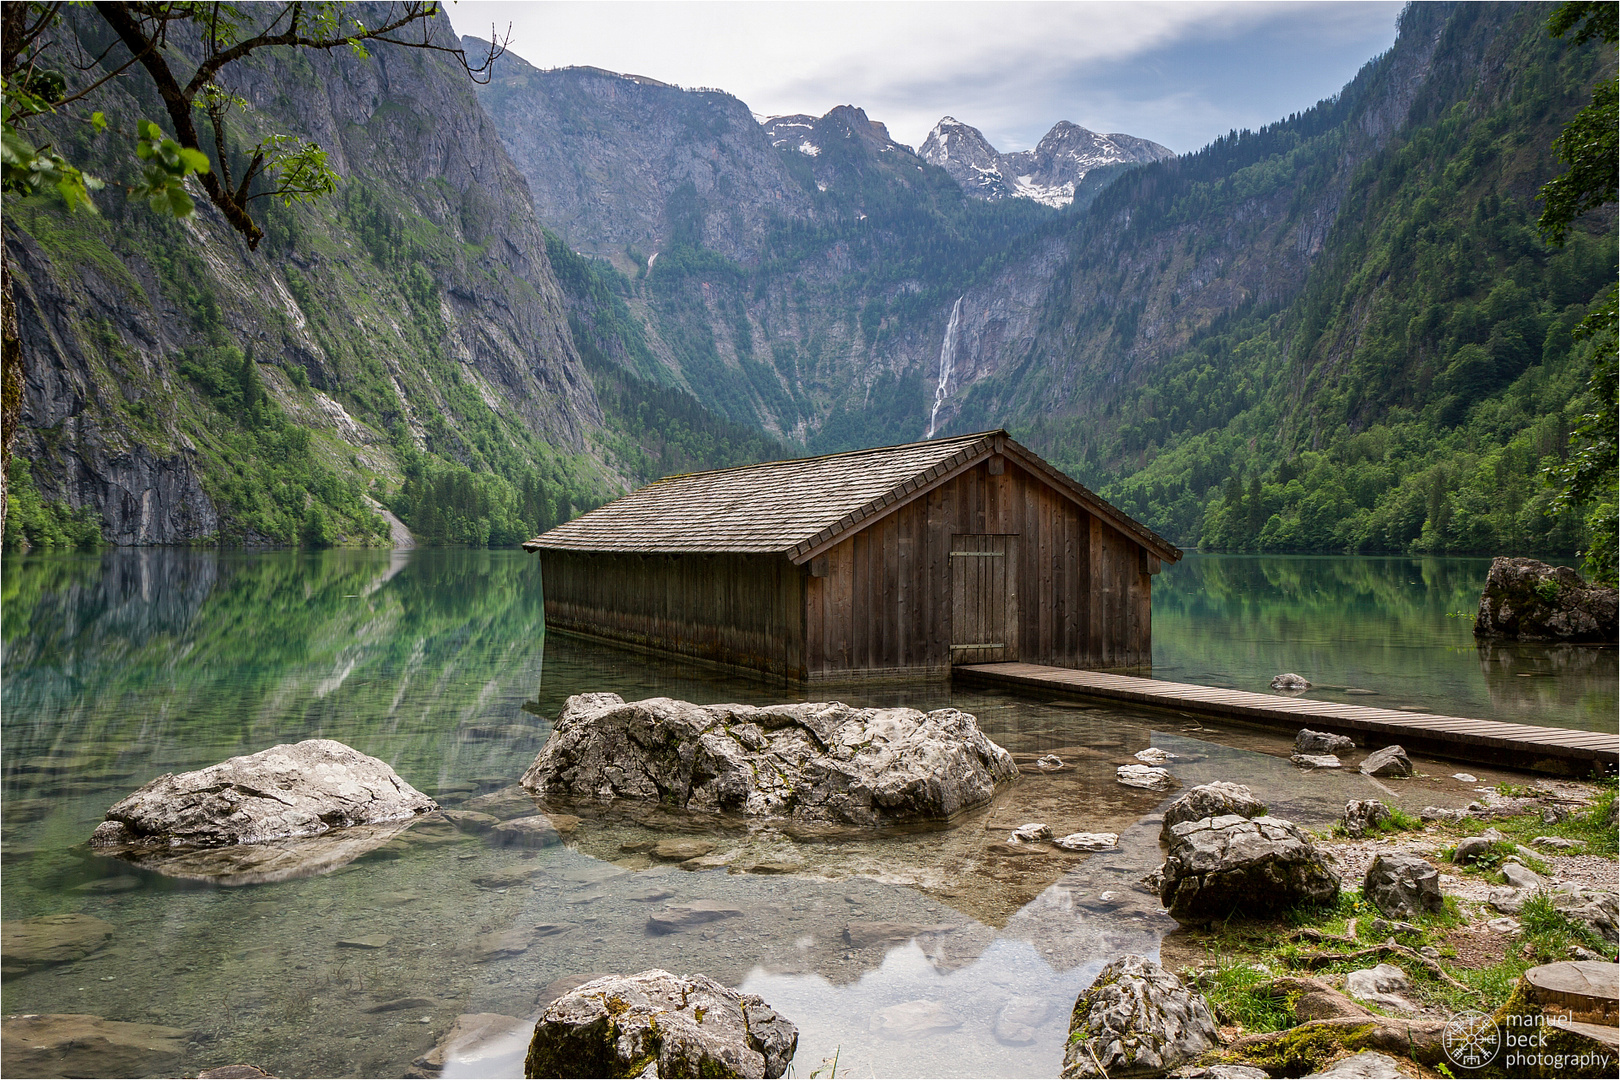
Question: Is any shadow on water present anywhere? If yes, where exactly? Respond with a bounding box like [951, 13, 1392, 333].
[0, 549, 1608, 1078]
[1153, 553, 1617, 731]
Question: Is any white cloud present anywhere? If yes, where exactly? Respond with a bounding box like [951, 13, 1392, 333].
[447, 1, 1401, 152]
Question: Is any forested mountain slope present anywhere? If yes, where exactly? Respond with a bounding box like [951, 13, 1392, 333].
[1026, 2, 1617, 559]
[4, 7, 786, 549]
[6, 2, 1609, 561]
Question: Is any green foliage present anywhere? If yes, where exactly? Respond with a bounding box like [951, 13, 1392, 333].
[1017, 8, 1616, 561]
[1537, 1, 1619, 245]
[1518, 891, 1615, 960]
[178, 344, 267, 420]
[1, 458, 102, 551]
[543, 230, 797, 481]
[1446, 780, 1620, 852]
[132, 119, 211, 217]
[1196, 959, 1294, 1032]
[389, 454, 561, 548]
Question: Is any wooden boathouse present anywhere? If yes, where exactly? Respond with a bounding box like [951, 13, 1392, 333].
[522, 430, 1182, 681]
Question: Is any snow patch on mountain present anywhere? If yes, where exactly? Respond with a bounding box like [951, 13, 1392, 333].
[919, 116, 1174, 206]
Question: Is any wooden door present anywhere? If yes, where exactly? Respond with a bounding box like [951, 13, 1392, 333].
[950, 534, 1018, 663]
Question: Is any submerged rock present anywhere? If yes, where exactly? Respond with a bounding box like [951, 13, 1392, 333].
[1059, 955, 1218, 1078]
[1291, 753, 1343, 770]
[525, 970, 797, 1079]
[0, 913, 115, 976]
[1271, 673, 1312, 691]
[1055, 832, 1119, 851]
[0, 1013, 189, 1077]
[94, 817, 419, 886]
[1160, 815, 1340, 925]
[1363, 853, 1444, 919]
[1116, 764, 1177, 791]
[491, 816, 564, 849]
[410, 1012, 530, 1078]
[89, 739, 435, 849]
[871, 998, 962, 1039]
[993, 995, 1050, 1046]
[522, 694, 1016, 827]
[1160, 783, 1266, 842]
[1475, 557, 1618, 642]
[646, 901, 746, 935]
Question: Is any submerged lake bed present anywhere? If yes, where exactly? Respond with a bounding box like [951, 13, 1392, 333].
[2, 549, 1613, 1078]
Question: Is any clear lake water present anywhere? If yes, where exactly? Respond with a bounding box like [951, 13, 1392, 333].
[1, 548, 1612, 1078]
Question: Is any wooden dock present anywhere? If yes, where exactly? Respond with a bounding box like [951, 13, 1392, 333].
[955, 662, 1619, 775]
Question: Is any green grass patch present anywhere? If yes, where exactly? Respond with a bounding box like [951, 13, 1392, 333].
[1195, 957, 1295, 1032]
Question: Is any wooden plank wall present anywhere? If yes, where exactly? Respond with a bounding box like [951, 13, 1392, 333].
[540, 551, 806, 679]
[805, 458, 1154, 677]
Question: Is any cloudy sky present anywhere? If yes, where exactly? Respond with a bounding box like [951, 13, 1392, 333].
[445, 1, 1404, 155]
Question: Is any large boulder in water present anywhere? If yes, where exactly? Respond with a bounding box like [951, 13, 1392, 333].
[1059, 955, 1218, 1078]
[1475, 557, 1617, 642]
[1160, 814, 1340, 925]
[525, 970, 797, 1079]
[522, 694, 1016, 827]
[89, 739, 436, 848]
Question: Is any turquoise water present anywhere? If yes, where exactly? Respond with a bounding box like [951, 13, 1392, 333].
[0, 549, 1610, 1078]
[1154, 554, 1617, 732]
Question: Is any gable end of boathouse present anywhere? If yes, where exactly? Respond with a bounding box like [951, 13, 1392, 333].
[522, 430, 1182, 681]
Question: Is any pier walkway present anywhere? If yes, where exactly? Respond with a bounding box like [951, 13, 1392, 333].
[955, 662, 1619, 775]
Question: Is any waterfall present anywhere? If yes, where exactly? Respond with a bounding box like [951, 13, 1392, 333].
[927, 297, 964, 439]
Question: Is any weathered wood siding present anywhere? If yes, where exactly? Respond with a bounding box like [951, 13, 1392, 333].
[539, 551, 805, 679]
[804, 457, 1153, 678]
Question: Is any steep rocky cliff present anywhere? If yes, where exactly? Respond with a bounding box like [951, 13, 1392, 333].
[470, 46, 812, 268]
[7, 7, 607, 544]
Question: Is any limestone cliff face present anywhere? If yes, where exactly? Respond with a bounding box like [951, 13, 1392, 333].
[8, 7, 603, 544]
[470, 46, 813, 266]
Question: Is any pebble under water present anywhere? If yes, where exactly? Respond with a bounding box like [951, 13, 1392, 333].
[2, 548, 1609, 1078]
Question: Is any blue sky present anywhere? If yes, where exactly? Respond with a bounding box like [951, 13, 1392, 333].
[446, 1, 1404, 154]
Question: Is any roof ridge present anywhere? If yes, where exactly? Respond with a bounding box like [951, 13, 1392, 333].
[648, 429, 1004, 485]
[785, 438, 993, 561]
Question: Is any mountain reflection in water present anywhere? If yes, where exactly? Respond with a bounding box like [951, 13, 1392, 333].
[2, 549, 1611, 1078]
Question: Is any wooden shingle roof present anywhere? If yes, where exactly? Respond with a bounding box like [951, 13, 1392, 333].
[523, 430, 1181, 563]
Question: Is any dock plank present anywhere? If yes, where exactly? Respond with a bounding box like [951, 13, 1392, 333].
[955, 663, 1619, 775]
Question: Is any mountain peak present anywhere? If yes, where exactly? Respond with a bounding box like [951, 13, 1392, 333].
[920, 115, 1173, 207]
